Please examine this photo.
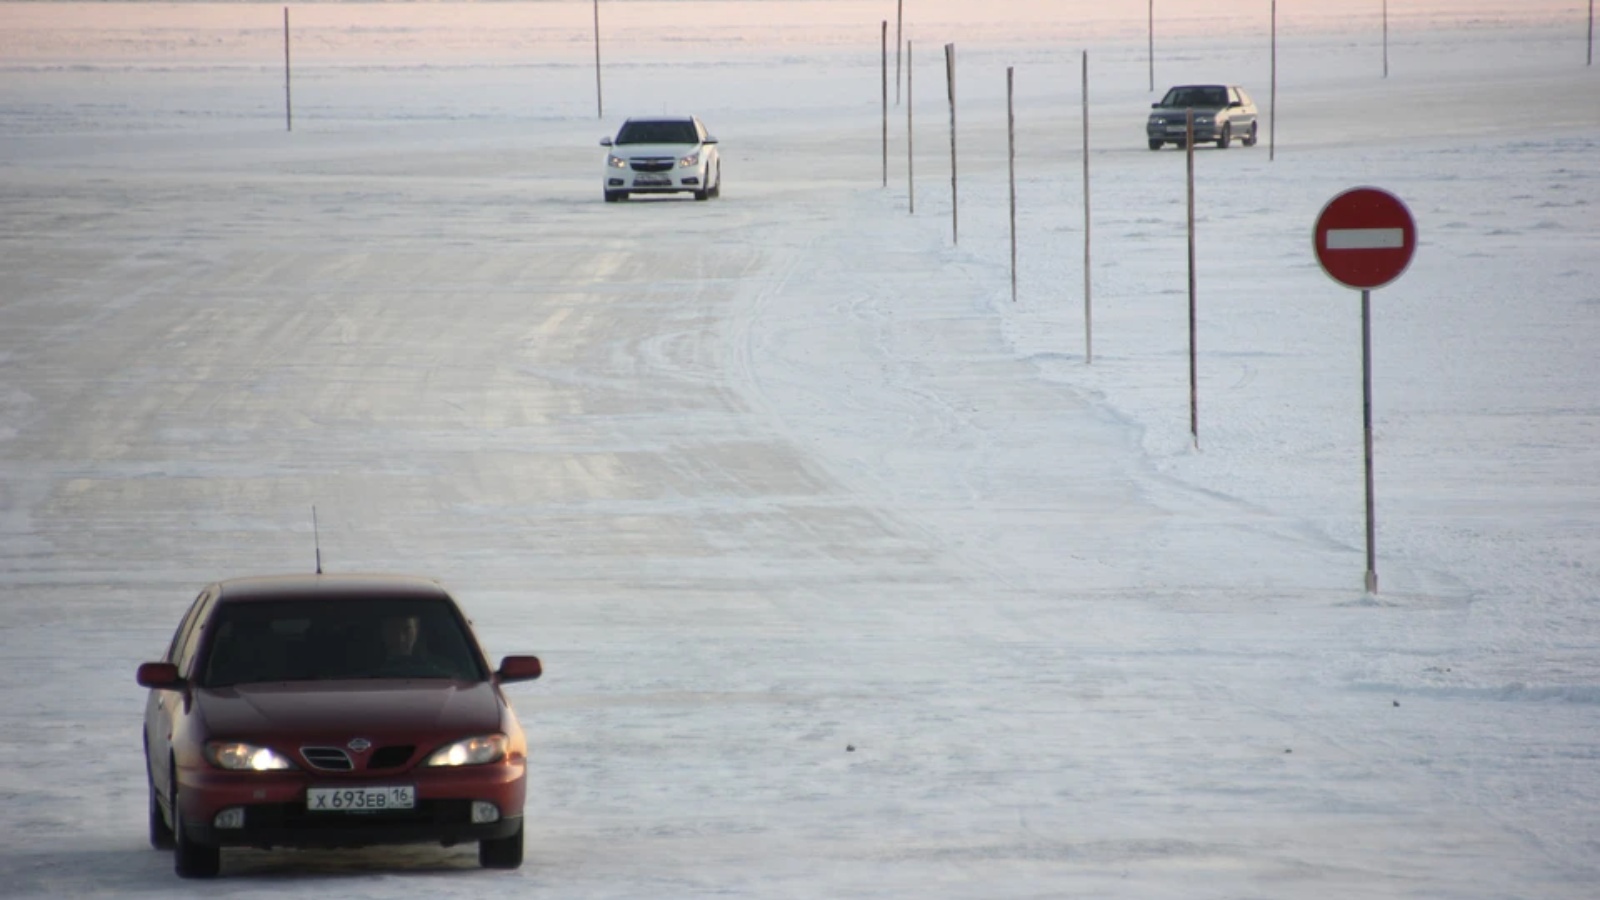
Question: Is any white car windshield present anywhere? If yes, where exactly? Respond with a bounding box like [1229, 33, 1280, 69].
[615, 121, 699, 144]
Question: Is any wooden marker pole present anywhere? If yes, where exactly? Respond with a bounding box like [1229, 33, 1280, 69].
[1082, 50, 1092, 362]
[896, 0, 904, 105]
[283, 7, 292, 132]
[1148, 0, 1155, 92]
[907, 41, 915, 213]
[1007, 67, 1016, 303]
[594, 0, 604, 118]
[1186, 108, 1198, 449]
[1383, 0, 1390, 78]
[945, 43, 957, 244]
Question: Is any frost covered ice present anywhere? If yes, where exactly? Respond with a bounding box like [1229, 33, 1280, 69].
[1, 1, 1597, 897]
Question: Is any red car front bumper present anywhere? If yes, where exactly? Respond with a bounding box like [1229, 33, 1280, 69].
[176, 757, 526, 849]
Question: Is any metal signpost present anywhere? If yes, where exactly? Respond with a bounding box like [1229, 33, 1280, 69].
[1313, 187, 1417, 593]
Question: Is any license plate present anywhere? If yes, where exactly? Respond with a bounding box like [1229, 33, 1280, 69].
[307, 785, 415, 812]
[634, 176, 670, 186]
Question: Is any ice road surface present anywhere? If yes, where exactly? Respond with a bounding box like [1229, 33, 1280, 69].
[1, 2, 1597, 897]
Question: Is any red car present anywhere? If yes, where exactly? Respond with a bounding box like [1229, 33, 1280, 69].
[136, 574, 543, 878]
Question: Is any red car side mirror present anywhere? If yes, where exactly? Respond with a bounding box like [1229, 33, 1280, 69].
[496, 655, 542, 684]
[136, 661, 183, 690]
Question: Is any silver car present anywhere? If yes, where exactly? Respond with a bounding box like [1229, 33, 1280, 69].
[600, 116, 722, 202]
[1147, 84, 1259, 150]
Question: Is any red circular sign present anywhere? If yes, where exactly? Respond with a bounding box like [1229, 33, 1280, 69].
[1313, 187, 1417, 290]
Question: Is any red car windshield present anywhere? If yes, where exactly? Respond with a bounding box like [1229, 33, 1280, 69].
[198, 598, 486, 687]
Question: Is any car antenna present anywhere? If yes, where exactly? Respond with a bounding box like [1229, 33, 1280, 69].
[312, 505, 323, 574]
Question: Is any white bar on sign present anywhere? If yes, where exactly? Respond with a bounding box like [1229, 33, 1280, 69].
[1325, 227, 1404, 250]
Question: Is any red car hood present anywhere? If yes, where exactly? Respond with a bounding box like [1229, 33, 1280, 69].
[196, 680, 503, 738]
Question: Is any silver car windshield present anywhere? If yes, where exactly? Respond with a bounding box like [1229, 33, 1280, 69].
[1160, 87, 1228, 108]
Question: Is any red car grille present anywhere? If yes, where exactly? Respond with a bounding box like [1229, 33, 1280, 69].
[301, 747, 353, 771]
[300, 745, 416, 771]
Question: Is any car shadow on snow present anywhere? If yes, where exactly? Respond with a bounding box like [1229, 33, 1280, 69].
[221, 845, 487, 879]
[0, 843, 494, 893]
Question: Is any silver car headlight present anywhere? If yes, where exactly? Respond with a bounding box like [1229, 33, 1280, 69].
[204, 741, 297, 771]
[425, 734, 508, 767]
[607, 154, 627, 169]
[678, 151, 700, 167]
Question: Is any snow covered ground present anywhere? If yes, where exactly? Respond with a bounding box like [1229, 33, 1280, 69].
[1, 1, 1597, 897]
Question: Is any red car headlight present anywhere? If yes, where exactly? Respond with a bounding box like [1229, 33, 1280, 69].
[204, 741, 297, 771]
[425, 734, 508, 767]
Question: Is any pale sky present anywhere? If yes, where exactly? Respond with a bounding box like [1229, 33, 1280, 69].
[1, 0, 1586, 66]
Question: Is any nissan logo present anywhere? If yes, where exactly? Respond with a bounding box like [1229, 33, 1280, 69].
[347, 738, 373, 753]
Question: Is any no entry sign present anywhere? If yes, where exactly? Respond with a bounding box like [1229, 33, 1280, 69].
[1314, 187, 1417, 290]
[1314, 187, 1418, 593]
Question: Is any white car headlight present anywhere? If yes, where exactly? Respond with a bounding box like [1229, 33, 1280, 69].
[425, 734, 508, 767]
[205, 741, 296, 771]
[678, 151, 700, 167]
[607, 154, 627, 169]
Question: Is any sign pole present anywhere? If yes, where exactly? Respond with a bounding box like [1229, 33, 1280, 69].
[1314, 186, 1417, 594]
[882, 21, 889, 188]
[1362, 288, 1378, 593]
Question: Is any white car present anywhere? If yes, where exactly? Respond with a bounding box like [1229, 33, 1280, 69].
[601, 116, 721, 202]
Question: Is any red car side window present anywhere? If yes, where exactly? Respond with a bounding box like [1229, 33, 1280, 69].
[164, 590, 204, 663]
[171, 589, 215, 678]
